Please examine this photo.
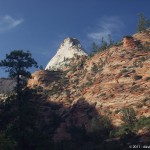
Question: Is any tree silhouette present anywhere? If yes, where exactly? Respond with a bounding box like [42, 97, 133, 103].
[137, 13, 150, 32]
[0, 50, 38, 150]
[0, 50, 38, 93]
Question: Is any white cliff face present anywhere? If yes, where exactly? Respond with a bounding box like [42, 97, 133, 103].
[45, 37, 88, 70]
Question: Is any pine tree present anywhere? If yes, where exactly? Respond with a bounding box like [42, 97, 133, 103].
[137, 13, 150, 32]
[0, 50, 38, 94]
[108, 34, 114, 47]
[99, 37, 107, 51]
[91, 42, 99, 53]
[0, 50, 38, 150]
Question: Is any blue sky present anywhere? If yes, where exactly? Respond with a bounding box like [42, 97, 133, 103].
[0, 0, 150, 77]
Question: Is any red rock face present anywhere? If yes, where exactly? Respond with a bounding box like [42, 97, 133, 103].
[28, 70, 61, 87]
[123, 36, 138, 48]
[28, 30, 150, 142]
[134, 28, 150, 46]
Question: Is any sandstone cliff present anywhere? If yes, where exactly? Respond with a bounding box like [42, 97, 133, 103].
[28, 29, 150, 142]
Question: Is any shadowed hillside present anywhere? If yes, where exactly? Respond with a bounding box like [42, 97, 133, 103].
[1, 87, 148, 150]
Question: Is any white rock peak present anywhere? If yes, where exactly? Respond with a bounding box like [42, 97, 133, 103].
[45, 37, 88, 70]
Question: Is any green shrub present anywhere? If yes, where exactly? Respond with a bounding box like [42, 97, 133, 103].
[140, 57, 147, 62]
[88, 53, 94, 59]
[85, 81, 93, 87]
[114, 41, 123, 46]
[66, 99, 72, 104]
[134, 116, 150, 131]
[114, 109, 120, 114]
[65, 89, 71, 96]
[71, 64, 77, 72]
[143, 46, 150, 51]
[133, 60, 143, 68]
[137, 13, 150, 32]
[134, 75, 142, 80]
[0, 133, 16, 150]
[48, 85, 62, 95]
[110, 110, 150, 140]
[90, 116, 112, 136]
[60, 77, 69, 86]
[136, 103, 143, 108]
[77, 97, 86, 102]
[91, 63, 99, 74]
[78, 84, 85, 91]
[74, 78, 79, 84]
[110, 125, 132, 138]
[121, 107, 137, 126]
[145, 77, 150, 81]
[120, 68, 129, 74]
[124, 35, 132, 38]
[143, 97, 150, 103]
[130, 85, 142, 93]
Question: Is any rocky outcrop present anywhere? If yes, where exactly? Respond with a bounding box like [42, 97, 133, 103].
[133, 28, 150, 46]
[28, 70, 61, 88]
[123, 36, 139, 48]
[45, 37, 88, 70]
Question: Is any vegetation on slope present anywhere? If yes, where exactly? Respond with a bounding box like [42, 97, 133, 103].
[0, 14, 150, 150]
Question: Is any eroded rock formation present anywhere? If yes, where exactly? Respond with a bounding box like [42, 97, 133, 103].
[45, 37, 88, 70]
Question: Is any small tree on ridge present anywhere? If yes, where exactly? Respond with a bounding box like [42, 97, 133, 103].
[0, 50, 38, 94]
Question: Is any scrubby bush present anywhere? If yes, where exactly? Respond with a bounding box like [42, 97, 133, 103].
[91, 63, 99, 74]
[110, 125, 132, 138]
[85, 81, 93, 87]
[0, 133, 16, 150]
[140, 57, 147, 62]
[120, 68, 129, 74]
[90, 115, 112, 139]
[137, 13, 150, 32]
[121, 107, 137, 126]
[134, 75, 142, 80]
[143, 97, 150, 103]
[145, 77, 150, 81]
[71, 64, 77, 72]
[134, 116, 150, 131]
[136, 103, 143, 108]
[114, 41, 123, 46]
[65, 89, 71, 97]
[133, 60, 143, 68]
